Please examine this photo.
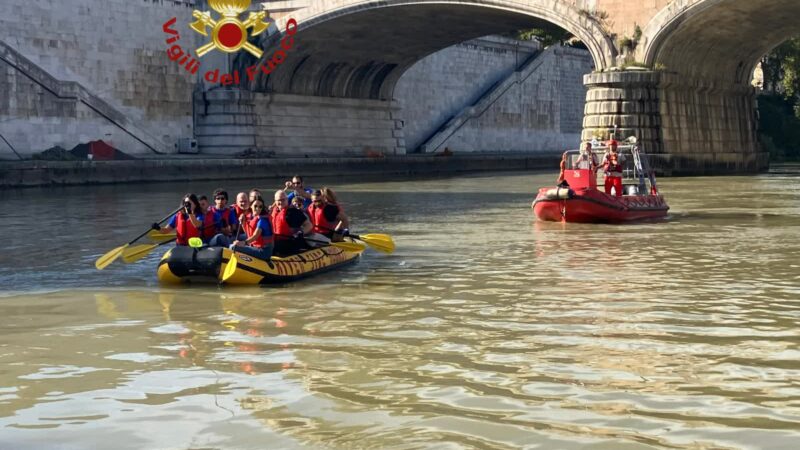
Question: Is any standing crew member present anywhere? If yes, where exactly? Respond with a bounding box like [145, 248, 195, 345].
[575, 142, 598, 171]
[556, 152, 568, 187]
[601, 140, 626, 196]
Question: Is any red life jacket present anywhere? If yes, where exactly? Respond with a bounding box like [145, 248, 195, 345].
[271, 208, 293, 240]
[308, 203, 339, 234]
[605, 156, 623, 177]
[205, 206, 235, 239]
[234, 205, 247, 218]
[175, 212, 202, 245]
[243, 215, 273, 248]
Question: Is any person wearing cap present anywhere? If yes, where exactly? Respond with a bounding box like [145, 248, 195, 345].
[575, 142, 599, 172]
[601, 140, 626, 196]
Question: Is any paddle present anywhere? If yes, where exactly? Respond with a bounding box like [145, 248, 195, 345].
[95, 206, 182, 270]
[317, 226, 395, 254]
[122, 235, 207, 264]
[222, 218, 244, 282]
[274, 233, 366, 252]
[122, 216, 226, 263]
[147, 229, 177, 242]
[348, 233, 395, 254]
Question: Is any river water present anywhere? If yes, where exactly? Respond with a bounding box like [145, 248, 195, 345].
[1, 166, 799, 449]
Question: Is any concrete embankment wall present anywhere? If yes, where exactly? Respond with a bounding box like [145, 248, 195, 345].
[0, 0, 198, 158]
[196, 90, 405, 156]
[394, 36, 540, 152]
[0, 154, 561, 188]
[413, 46, 594, 153]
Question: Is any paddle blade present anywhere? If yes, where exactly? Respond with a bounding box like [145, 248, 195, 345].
[222, 253, 238, 282]
[121, 243, 159, 263]
[331, 241, 367, 252]
[95, 244, 127, 270]
[148, 230, 176, 243]
[358, 234, 395, 254]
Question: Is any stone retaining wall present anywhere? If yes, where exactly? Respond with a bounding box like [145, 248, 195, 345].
[0, 154, 561, 188]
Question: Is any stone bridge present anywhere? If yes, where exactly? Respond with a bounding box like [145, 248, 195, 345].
[251, 0, 800, 173]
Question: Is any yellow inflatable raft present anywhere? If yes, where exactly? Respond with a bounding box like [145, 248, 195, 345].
[157, 245, 362, 285]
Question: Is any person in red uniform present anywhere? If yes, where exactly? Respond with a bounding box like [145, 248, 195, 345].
[231, 197, 273, 260]
[308, 188, 350, 241]
[270, 190, 313, 256]
[153, 194, 208, 246]
[601, 140, 626, 196]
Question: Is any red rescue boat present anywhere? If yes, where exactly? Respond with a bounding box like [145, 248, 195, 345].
[532, 141, 669, 223]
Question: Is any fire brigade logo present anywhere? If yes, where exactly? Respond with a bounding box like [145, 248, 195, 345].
[190, 0, 269, 58]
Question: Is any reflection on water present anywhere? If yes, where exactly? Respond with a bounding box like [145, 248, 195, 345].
[1, 168, 799, 449]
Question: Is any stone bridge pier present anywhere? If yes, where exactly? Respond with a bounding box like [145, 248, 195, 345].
[580, 0, 800, 174]
[582, 71, 763, 175]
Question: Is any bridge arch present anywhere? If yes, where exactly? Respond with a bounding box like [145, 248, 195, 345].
[638, 0, 800, 85]
[246, 0, 616, 99]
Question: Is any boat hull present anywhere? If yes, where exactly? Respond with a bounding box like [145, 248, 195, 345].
[532, 187, 668, 223]
[157, 245, 361, 285]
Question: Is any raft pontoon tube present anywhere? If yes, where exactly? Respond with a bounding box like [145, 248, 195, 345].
[157, 245, 362, 285]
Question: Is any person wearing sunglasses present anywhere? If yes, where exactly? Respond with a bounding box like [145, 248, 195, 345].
[206, 188, 239, 247]
[231, 198, 273, 260]
[283, 175, 314, 209]
[271, 189, 313, 256]
[308, 188, 350, 241]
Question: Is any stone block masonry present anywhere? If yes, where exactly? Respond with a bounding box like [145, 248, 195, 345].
[0, 0, 198, 157]
[394, 36, 540, 152]
[406, 45, 594, 153]
[195, 90, 404, 156]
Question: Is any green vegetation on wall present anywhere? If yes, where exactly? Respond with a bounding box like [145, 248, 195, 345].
[758, 37, 800, 161]
[758, 94, 800, 161]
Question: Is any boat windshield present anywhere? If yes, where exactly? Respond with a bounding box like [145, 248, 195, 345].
[564, 144, 660, 195]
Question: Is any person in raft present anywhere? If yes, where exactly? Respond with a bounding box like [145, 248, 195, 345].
[271, 190, 313, 256]
[233, 192, 250, 240]
[601, 140, 626, 196]
[231, 197, 273, 260]
[284, 175, 314, 209]
[206, 188, 239, 247]
[153, 194, 207, 246]
[308, 188, 350, 241]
